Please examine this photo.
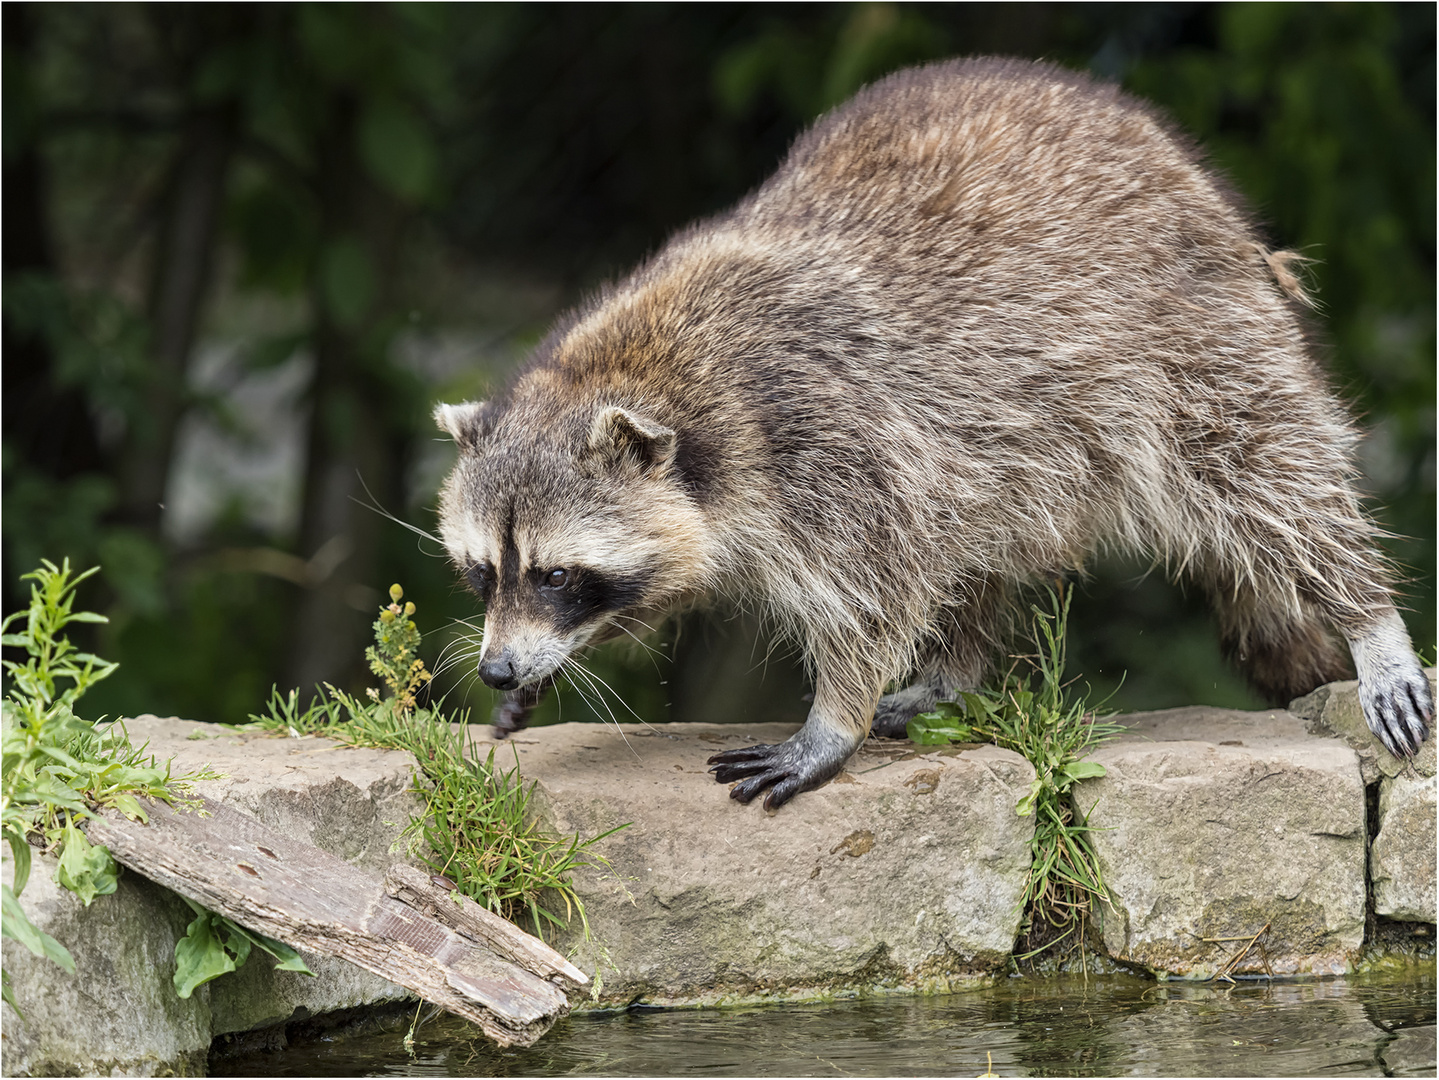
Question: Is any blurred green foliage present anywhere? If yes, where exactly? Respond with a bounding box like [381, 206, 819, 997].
[2, 3, 1432, 728]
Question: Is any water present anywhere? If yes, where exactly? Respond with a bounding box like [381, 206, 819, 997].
[212, 972, 1435, 1077]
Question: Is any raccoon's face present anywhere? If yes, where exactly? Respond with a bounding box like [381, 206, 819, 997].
[435, 399, 713, 691]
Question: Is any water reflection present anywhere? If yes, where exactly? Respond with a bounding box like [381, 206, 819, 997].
[212, 972, 1436, 1077]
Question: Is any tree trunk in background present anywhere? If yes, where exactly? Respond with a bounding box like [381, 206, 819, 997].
[284, 95, 407, 694]
[0, 3, 107, 612]
[115, 102, 237, 534]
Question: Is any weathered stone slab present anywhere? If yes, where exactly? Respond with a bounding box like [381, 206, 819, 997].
[1372, 773, 1437, 923]
[1, 717, 426, 1076]
[1078, 707, 1367, 978]
[474, 722, 1037, 1006]
[1290, 671, 1437, 784]
[2, 850, 210, 1078]
[134, 715, 423, 877]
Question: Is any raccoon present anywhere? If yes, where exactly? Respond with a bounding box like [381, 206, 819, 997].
[435, 57, 1432, 810]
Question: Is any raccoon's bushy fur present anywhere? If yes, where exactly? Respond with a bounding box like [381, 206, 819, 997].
[436, 58, 1432, 809]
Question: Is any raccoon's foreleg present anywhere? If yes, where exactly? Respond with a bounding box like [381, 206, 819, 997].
[708, 664, 880, 810]
[1347, 611, 1433, 758]
[492, 677, 552, 739]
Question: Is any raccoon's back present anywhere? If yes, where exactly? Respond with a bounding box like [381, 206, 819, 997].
[737, 57, 1246, 286]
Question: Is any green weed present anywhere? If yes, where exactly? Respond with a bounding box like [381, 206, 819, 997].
[248, 585, 622, 939]
[0, 560, 220, 1013]
[908, 586, 1120, 955]
[172, 896, 312, 999]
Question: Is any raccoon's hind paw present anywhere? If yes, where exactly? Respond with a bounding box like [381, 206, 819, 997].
[707, 728, 855, 810]
[1360, 665, 1433, 760]
[871, 683, 940, 739]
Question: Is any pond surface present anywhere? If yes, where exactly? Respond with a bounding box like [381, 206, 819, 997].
[212, 972, 1435, 1078]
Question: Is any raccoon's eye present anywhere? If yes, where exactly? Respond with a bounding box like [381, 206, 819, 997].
[543, 568, 569, 589]
[465, 562, 495, 597]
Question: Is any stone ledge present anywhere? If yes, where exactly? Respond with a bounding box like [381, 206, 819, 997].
[478, 722, 1037, 1006]
[3, 683, 1435, 1074]
[1079, 708, 1367, 977]
[1373, 773, 1437, 923]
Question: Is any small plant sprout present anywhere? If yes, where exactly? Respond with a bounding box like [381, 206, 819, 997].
[366, 584, 432, 715]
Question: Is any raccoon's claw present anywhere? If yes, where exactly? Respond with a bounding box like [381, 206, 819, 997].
[707, 743, 836, 809]
[707, 727, 856, 810]
[1359, 667, 1433, 759]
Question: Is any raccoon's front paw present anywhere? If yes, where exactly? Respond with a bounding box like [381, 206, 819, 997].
[707, 726, 857, 810]
[491, 680, 550, 739]
[1360, 664, 1433, 759]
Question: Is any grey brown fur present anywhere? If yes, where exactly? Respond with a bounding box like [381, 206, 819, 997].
[435, 58, 1432, 809]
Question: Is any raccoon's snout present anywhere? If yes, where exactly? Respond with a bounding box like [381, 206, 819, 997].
[478, 652, 520, 691]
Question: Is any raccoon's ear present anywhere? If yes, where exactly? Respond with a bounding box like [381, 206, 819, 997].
[434, 400, 492, 452]
[586, 406, 676, 474]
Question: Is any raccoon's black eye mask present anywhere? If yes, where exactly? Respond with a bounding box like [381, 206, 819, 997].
[538, 565, 656, 633]
[465, 561, 496, 600]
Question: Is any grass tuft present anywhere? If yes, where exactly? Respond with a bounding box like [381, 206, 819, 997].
[908, 585, 1120, 959]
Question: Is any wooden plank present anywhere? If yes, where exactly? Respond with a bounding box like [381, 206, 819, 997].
[384, 865, 589, 990]
[86, 795, 573, 1048]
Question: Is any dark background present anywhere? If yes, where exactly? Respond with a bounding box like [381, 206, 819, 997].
[3, 2, 1434, 729]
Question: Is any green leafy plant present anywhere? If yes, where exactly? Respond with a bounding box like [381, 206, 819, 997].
[248, 585, 623, 939]
[908, 586, 1120, 956]
[0, 559, 215, 1014]
[172, 897, 312, 999]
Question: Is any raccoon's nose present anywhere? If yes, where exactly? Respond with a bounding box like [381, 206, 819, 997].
[478, 654, 519, 691]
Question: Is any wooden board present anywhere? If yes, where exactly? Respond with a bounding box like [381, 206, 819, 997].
[86, 795, 573, 1047]
[384, 863, 589, 990]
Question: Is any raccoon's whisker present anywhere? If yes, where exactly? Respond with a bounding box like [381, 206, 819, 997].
[434, 634, 476, 668]
[610, 621, 664, 658]
[611, 613, 661, 636]
[434, 623, 487, 683]
[561, 659, 643, 758]
[350, 474, 445, 551]
[432, 652, 473, 681]
[605, 621, 669, 681]
[432, 636, 481, 681]
[561, 658, 622, 723]
[558, 658, 609, 718]
[445, 616, 486, 636]
[558, 660, 619, 733]
[568, 659, 654, 730]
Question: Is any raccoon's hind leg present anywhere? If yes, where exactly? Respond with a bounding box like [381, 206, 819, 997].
[1207, 579, 1353, 705]
[870, 593, 1005, 739]
[1199, 542, 1432, 757]
[1347, 611, 1433, 758]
